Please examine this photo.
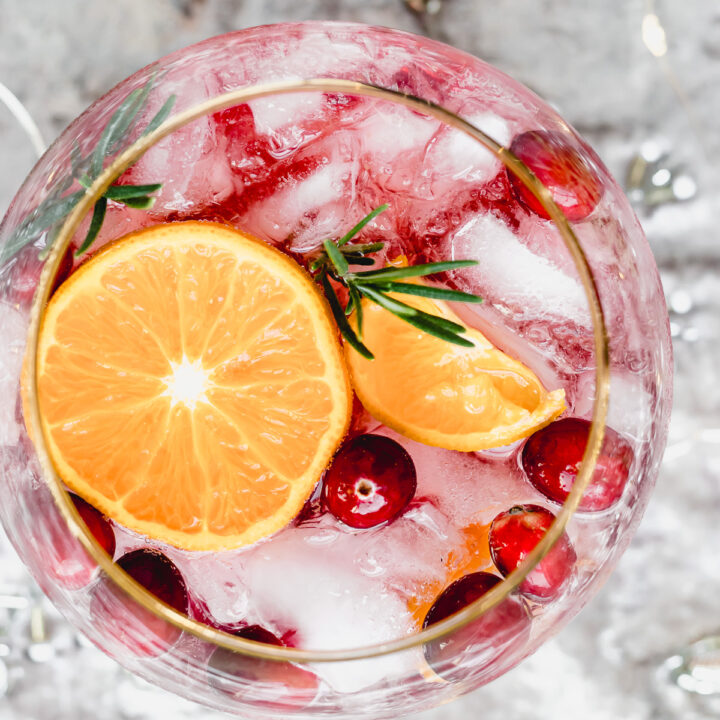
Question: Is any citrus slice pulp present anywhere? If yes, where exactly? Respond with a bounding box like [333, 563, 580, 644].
[345, 290, 565, 451]
[33, 222, 351, 551]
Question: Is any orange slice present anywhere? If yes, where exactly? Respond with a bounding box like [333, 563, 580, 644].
[33, 222, 351, 551]
[345, 290, 565, 451]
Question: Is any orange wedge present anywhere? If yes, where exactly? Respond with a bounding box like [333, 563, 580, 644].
[345, 290, 565, 451]
[33, 222, 351, 551]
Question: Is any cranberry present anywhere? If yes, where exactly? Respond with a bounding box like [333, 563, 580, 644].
[208, 624, 318, 707]
[422, 572, 531, 681]
[424, 572, 503, 628]
[489, 505, 576, 600]
[322, 434, 417, 529]
[199, 613, 282, 644]
[234, 624, 284, 645]
[522, 417, 633, 512]
[90, 549, 188, 657]
[507, 130, 602, 221]
[117, 549, 188, 614]
[69, 493, 115, 558]
[4, 245, 73, 307]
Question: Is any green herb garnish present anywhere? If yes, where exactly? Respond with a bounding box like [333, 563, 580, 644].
[312, 205, 483, 359]
[2, 75, 174, 263]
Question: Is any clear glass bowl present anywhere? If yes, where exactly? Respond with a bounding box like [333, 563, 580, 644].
[0, 22, 672, 720]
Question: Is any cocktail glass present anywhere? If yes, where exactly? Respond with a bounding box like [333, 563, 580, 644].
[0, 22, 671, 720]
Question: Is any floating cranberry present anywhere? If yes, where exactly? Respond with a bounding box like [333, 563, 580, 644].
[522, 417, 633, 511]
[322, 434, 417, 529]
[90, 549, 188, 657]
[489, 505, 576, 600]
[208, 624, 318, 708]
[200, 614, 282, 644]
[507, 130, 602, 221]
[422, 572, 531, 681]
[69, 493, 115, 559]
[117, 549, 188, 614]
[424, 572, 503, 629]
[233, 624, 285, 646]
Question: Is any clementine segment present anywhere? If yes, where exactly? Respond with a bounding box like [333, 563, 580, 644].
[34, 222, 351, 551]
[345, 290, 565, 451]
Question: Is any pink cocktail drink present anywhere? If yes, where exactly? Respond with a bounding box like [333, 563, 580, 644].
[0, 22, 671, 720]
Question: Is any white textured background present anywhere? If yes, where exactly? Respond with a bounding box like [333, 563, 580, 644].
[1, 2, 719, 719]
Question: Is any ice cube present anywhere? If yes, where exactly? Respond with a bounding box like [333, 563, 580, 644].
[0, 302, 27, 447]
[450, 213, 591, 327]
[249, 92, 372, 159]
[248, 93, 332, 157]
[259, 34, 370, 82]
[237, 131, 360, 253]
[250, 93, 327, 137]
[122, 72, 235, 215]
[388, 61, 449, 105]
[353, 104, 441, 204]
[215, 30, 372, 92]
[193, 528, 420, 693]
[354, 498, 464, 595]
[573, 370, 654, 442]
[425, 111, 511, 187]
[358, 104, 439, 166]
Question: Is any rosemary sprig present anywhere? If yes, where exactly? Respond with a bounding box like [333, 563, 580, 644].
[312, 205, 483, 359]
[2, 75, 175, 264]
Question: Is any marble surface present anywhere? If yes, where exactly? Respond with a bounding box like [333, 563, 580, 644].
[1, 1, 720, 719]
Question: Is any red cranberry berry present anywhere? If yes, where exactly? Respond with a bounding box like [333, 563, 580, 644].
[117, 549, 188, 614]
[322, 434, 417, 529]
[208, 624, 318, 707]
[424, 572, 504, 629]
[90, 549, 188, 657]
[507, 130, 603, 221]
[423, 572, 531, 681]
[489, 504, 576, 600]
[69, 493, 115, 559]
[522, 417, 634, 512]
[234, 624, 285, 645]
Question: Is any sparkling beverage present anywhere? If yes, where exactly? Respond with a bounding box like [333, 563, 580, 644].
[0, 22, 672, 719]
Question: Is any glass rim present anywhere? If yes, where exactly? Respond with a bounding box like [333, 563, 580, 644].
[24, 77, 610, 664]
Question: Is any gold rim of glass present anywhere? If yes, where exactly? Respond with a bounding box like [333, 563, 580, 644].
[25, 77, 610, 663]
